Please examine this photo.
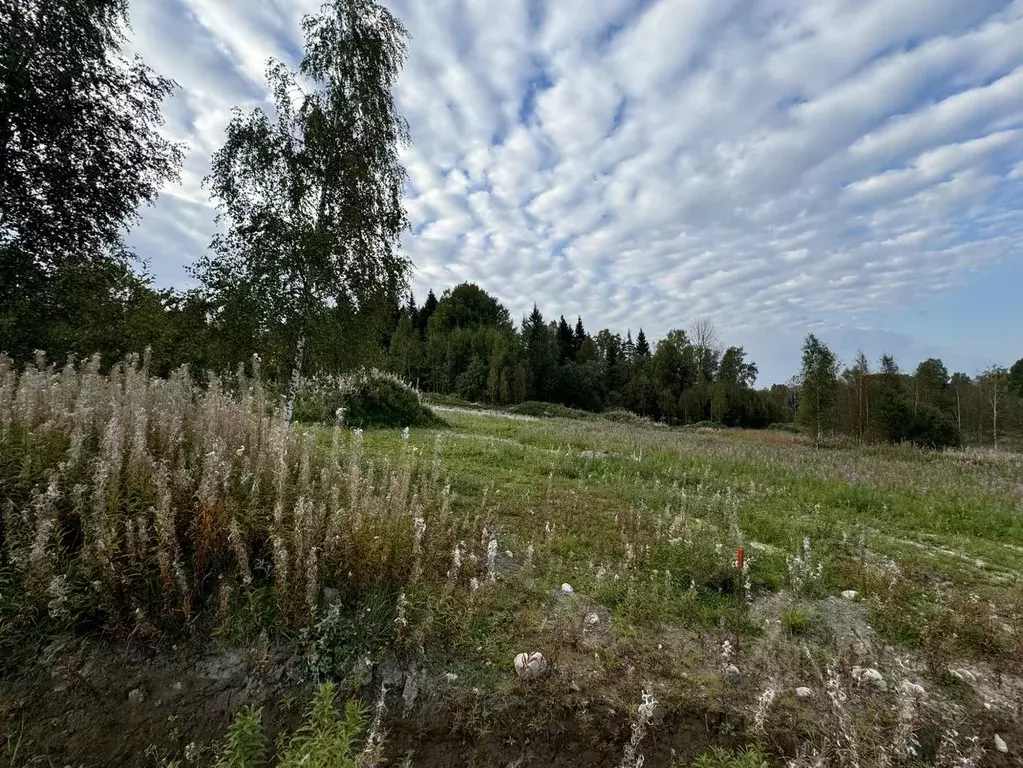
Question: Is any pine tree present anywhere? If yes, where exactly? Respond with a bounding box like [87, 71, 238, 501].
[624, 330, 635, 361]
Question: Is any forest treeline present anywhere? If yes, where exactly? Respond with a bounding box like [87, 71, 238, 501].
[1, 0, 1020, 449]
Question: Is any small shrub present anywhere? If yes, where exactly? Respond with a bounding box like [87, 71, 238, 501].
[509, 401, 591, 420]
[216, 705, 266, 768]
[781, 606, 816, 636]
[602, 409, 648, 424]
[211, 685, 364, 768]
[294, 369, 442, 428]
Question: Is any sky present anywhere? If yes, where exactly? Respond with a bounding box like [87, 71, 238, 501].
[124, 0, 1023, 384]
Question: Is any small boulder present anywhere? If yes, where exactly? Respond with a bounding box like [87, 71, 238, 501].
[585, 612, 600, 627]
[128, 687, 146, 704]
[560, 583, 574, 595]
[841, 590, 859, 601]
[795, 687, 814, 700]
[899, 681, 926, 698]
[723, 664, 741, 685]
[514, 652, 548, 680]
[994, 734, 1008, 753]
[852, 666, 887, 692]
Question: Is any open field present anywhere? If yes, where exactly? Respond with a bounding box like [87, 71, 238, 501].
[1, 362, 1022, 766]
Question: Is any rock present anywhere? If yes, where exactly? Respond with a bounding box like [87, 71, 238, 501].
[443, 672, 458, 683]
[994, 734, 1008, 753]
[585, 612, 600, 626]
[852, 666, 887, 692]
[560, 583, 574, 594]
[841, 590, 859, 601]
[950, 668, 977, 683]
[128, 687, 146, 704]
[514, 652, 548, 680]
[723, 664, 741, 685]
[795, 687, 814, 700]
[570, 681, 581, 692]
[899, 681, 926, 698]
[401, 668, 419, 712]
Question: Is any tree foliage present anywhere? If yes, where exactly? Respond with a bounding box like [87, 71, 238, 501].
[193, 0, 411, 386]
[797, 334, 839, 445]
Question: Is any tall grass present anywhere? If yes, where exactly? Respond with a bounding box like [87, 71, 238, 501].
[0, 352, 473, 639]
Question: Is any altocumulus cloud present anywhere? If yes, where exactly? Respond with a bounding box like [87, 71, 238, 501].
[126, 0, 1023, 382]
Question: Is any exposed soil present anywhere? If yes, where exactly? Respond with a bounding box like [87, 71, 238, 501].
[0, 636, 743, 768]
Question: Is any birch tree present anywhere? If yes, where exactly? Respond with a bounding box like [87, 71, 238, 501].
[194, 0, 410, 419]
[797, 334, 839, 447]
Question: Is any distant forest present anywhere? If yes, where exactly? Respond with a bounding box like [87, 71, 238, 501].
[2, 0, 1020, 451]
[2, 268, 1020, 449]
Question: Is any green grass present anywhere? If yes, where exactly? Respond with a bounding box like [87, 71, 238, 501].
[7, 369, 1023, 764]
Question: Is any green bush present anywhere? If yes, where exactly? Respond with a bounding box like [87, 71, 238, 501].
[508, 401, 591, 420]
[294, 369, 443, 428]
[688, 747, 769, 767]
[602, 409, 648, 424]
[211, 684, 365, 768]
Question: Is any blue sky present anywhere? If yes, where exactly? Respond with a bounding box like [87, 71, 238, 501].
[125, 0, 1023, 384]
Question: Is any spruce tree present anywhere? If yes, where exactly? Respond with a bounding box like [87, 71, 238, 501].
[556, 316, 575, 362]
[573, 317, 586, 353]
[635, 329, 651, 358]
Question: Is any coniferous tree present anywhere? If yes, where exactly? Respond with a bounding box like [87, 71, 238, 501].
[573, 317, 586, 355]
[523, 305, 558, 401]
[635, 329, 651, 359]
[556, 316, 575, 362]
[418, 289, 438, 337]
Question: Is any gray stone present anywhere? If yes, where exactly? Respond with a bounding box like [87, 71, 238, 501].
[840, 590, 859, 601]
[128, 687, 145, 704]
[852, 666, 887, 692]
[723, 664, 741, 685]
[994, 734, 1008, 753]
[795, 687, 814, 700]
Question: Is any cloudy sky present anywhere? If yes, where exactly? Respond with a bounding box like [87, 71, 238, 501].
[125, 0, 1023, 384]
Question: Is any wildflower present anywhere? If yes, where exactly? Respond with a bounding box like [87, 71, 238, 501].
[618, 687, 657, 768]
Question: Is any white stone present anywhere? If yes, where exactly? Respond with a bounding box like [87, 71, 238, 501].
[994, 734, 1008, 753]
[795, 687, 814, 700]
[852, 666, 887, 692]
[585, 612, 600, 626]
[514, 652, 548, 680]
[841, 590, 859, 600]
[443, 672, 458, 683]
[899, 681, 926, 698]
[560, 583, 574, 594]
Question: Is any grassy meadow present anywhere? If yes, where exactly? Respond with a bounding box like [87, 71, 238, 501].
[1, 358, 1022, 766]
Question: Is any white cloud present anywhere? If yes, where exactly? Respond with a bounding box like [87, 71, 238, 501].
[125, 0, 1023, 381]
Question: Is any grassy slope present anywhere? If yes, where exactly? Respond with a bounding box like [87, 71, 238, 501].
[356, 411, 1023, 763]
